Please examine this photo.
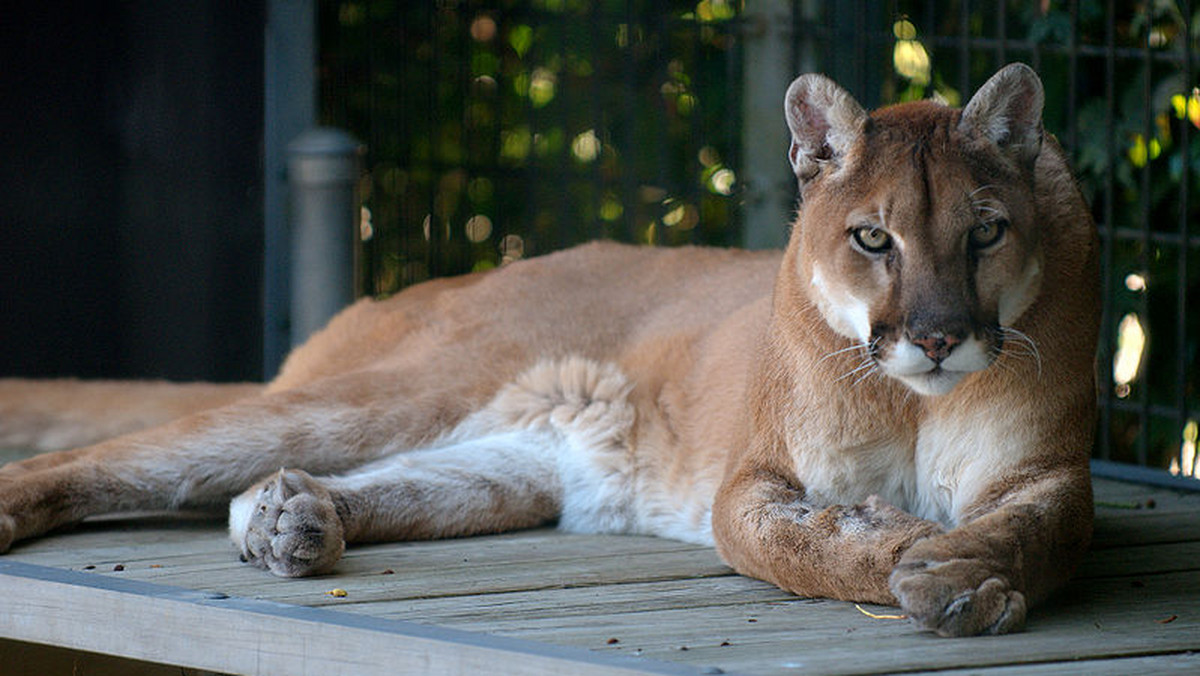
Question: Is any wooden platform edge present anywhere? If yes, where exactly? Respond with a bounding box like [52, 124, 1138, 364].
[1090, 459, 1200, 493]
[0, 560, 706, 676]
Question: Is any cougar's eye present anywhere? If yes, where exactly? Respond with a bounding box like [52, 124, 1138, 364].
[852, 226, 893, 254]
[969, 218, 1008, 249]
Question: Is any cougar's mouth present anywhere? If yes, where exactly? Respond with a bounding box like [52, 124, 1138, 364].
[895, 366, 970, 397]
[876, 333, 997, 397]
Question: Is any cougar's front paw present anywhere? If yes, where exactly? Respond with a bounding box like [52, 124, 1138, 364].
[0, 473, 42, 553]
[0, 513, 15, 554]
[229, 469, 345, 577]
[889, 559, 1026, 637]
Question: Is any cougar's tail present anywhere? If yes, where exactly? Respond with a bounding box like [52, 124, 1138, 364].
[0, 379, 265, 452]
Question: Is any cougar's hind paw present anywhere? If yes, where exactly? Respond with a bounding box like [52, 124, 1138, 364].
[230, 469, 345, 577]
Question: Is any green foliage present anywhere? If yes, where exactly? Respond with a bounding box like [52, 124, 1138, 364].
[319, 0, 1197, 474]
[320, 0, 743, 293]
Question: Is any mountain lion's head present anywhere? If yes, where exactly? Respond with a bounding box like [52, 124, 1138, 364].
[785, 64, 1048, 396]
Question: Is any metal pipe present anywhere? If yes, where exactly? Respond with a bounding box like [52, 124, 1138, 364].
[287, 128, 362, 347]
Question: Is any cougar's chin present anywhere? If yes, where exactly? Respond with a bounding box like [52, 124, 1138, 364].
[894, 368, 969, 397]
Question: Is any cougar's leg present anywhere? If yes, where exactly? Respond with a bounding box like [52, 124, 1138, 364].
[0, 379, 263, 451]
[228, 356, 637, 577]
[229, 428, 563, 577]
[711, 466, 944, 606]
[0, 369, 484, 552]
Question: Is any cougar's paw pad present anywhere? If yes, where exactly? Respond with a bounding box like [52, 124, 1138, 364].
[890, 562, 1026, 637]
[230, 469, 345, 577]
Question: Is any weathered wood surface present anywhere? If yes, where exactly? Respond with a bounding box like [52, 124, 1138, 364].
[1, 473, 1198, 675]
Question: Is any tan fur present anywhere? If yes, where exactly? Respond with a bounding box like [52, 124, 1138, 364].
[0, 65, 1098, 637]
[0, 379, 263, 452]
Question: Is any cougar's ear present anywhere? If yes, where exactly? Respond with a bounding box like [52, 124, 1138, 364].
[784, 74, 867, 189]
[959, 63, 1044, 167]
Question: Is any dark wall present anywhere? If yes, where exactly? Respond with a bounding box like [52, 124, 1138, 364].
[0, 1, 265, 382]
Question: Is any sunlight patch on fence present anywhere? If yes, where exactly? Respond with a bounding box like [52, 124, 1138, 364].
[1113, 313, 1146, 399]
[1170, 420, 1198, 479]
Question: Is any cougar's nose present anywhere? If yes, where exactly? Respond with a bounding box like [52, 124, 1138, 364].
[911, 332, 963, 363]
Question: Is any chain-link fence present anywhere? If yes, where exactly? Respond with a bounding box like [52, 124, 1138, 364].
[319, 0, 1198, 484]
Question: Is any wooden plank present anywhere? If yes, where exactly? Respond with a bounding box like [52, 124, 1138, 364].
[12, 523, 711, 573]
[1092, 509, 1200, 548]
[0, 560, 702, 676]
[421, 569, 1200, 676]
[1092, 460, 1200, 493]
[24, 534, 1195, 676]
[1091, 476, 1200, 513]
[11, 527, 734, 606]
[8, 518, 231, 566]
[1075, 540, 1200, 579]
[241, 546, 731, 607]
[335, 575, 793, 625]
[0, 470, 1196, 676]
[904, 652, 1200, 675]
[15, 521, 1194, 676]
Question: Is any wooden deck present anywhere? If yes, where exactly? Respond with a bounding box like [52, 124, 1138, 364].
[2, 456, 1198, 674]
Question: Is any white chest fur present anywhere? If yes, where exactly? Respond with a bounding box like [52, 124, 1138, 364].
[790, 404, 1029, 528]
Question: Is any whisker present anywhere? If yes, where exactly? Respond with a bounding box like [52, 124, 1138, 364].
[835, 357, 877, 383]
[818, 341, 872, 365]
[996, 326, 1043, 379]
[827, 335, 884, 387]
[987, 352, 1017, 376]
[851, 363, 882, 388]
[968, 184, 996, 199]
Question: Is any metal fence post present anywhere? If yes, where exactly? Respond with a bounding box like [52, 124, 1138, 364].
[740, 0, 808, 250]
[287, 128, 362, 348]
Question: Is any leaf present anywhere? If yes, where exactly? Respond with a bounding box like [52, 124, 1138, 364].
[509, 25, 533, 58]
